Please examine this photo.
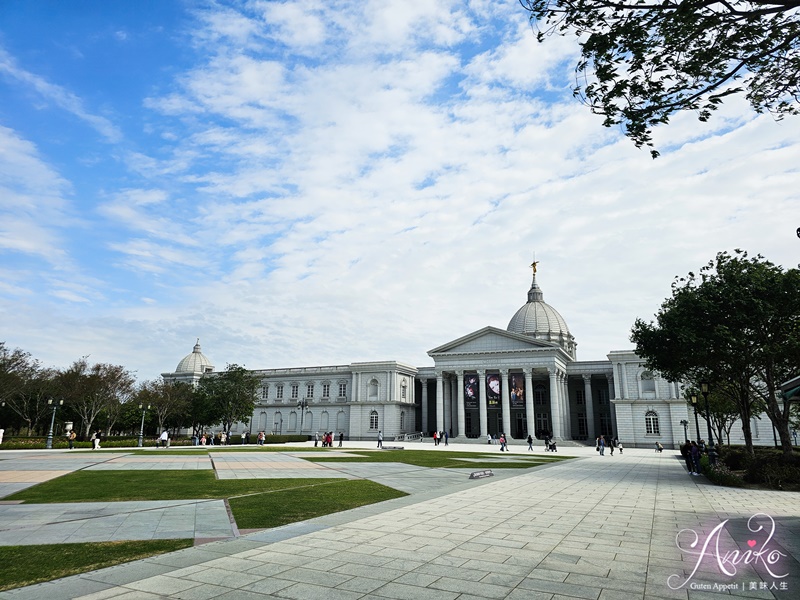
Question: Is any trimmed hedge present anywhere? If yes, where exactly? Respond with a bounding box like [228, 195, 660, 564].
[0, 434, 309, 450]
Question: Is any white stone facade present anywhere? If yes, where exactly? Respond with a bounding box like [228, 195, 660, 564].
[163, 271, 777, 448]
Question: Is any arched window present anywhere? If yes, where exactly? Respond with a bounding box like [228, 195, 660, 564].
[258, 411, 267, 431]
[321, 410, 329, 431]
[369, 410, 379, 430]
[645, 410, 660, 435]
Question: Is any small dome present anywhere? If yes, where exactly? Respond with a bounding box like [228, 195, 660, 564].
[175, 339, 214, 374]
[507, 273, 576, 358]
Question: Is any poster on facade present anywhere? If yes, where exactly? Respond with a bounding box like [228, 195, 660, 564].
[486, 373, 500, 408]
[510, 374, 525, 407]
[464, 374, 479, 409]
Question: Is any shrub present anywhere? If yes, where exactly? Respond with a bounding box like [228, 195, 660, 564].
[701, 456, 745, 487]
[745, 453, 800, 489]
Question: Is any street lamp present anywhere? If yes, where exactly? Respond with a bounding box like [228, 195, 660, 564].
[297, 399, 309, 434]
[137, 403, 150, 448]
[700, 381, 716, 465]
[690, 394, 701, 441]
[680, 419, 689, 443]
[45, 399, 63, 449]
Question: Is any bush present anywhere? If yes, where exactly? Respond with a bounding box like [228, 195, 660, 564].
[701, 455, 745, 487]
[719, 446, 752, 471]
[745, 452, 800, 489]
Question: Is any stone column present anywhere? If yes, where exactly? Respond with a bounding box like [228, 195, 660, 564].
[443, 374, 451, 435]
[436, 372, 444, 434]
[500, 369, 511, 438]
[548, 367, 563, 440]
[583, 374, 595, 440]
[456, 370, 465, 438]
[606, 375, 617, 435]
[560, 372, 571, 439]
[420, 378, 428, 434]
[620, 363, 629, 400]
[524, 368, 535, 440]
[478, 369, 488, 437]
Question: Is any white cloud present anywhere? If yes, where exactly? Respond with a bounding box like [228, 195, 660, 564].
[0, 47, 122, 143]
[1, 1, 798, 383]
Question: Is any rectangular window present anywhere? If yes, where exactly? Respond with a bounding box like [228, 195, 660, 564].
[576, 389, 585, 405]
[322, 383, 330, 398]
[578, 413, 587, 436]
[338, 383, 347, 397]
[276, 385, 284, 400]
[261, 385, 268, 400]
[291, 384, 299, 399]
[598, 388, 608, 405]
[306, 384, 314, 398]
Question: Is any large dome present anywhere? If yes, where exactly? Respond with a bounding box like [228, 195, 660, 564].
[507, 272, 577, 359]
[175, 339, 214, 374]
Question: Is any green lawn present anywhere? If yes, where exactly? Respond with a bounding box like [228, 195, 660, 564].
[5, 471, 354, 503]
[308, 449, 571, 469]
[0, 540, 193, 591]
[229, 479, 406, 529]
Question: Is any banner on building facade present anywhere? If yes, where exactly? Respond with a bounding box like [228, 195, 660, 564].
[486, 373, 500, 408]
[510, 373, 525, 408]
[464, 374, 479, 409]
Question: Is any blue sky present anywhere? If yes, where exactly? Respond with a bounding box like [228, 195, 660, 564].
[1, 0, 797, 383]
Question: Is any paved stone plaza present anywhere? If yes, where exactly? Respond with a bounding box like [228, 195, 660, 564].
[0, 443, 797, 599]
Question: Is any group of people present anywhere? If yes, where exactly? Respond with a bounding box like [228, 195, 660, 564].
[595, 435, 623, 456]
[315, 431, 343, 447]
[432, 430, 448, 446]
[681, 439, 706, 475]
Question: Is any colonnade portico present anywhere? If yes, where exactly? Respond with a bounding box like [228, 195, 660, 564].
[422, 364, 574, 441]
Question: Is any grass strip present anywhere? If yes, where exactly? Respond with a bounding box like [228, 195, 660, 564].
[307, 449, 571, 469]
[0, 539, 193, 591]
[229, 479, 406, 529]
[5, 471, 336, 503]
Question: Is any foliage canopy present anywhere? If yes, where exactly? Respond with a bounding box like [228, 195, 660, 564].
[521, 1, 800, 157]
[631, 250, 800, 456]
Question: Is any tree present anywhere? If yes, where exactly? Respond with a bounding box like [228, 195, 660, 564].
[521, 1, 800, 157]
[135, 379, 193, 435]
[194, 364, 258, 437]
[58, 359, 136, 439]
[685, 384, 743, 445]
[0, 343, 57, 435]
[631, 251, 800, 458]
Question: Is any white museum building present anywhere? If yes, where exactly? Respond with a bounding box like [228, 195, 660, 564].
[164, 270, 775, 449]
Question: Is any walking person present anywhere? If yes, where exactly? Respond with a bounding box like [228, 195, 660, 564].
[314, 432, 319, 447]
[609, 437, 615, 456]
[599, 435, 605, 456]
[618, 441, 623, 454]
[527, 434, 533, 451]
[338, 431, 343, 447]
[68, 429, 76, 450]
[160, 430, 169, 448]
[377, 430, 383, 449]
[444, 431, 449, 446]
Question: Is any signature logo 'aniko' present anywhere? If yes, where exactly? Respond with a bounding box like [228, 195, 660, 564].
[667, 513, 788, 590]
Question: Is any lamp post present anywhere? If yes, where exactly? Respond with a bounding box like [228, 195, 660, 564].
[700, 381, 716, 465]
[297, 399, 309, 434]
[45, 399, 63, 449]
[680, 419, 689, 443]
[690, 394, 701, 441]
[137, 403, 150, 448]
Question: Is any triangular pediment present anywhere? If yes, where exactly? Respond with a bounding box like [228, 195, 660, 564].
[428, 326, 558, 356]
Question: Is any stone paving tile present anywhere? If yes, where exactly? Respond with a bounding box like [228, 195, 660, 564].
[0, 444, 797, 600]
